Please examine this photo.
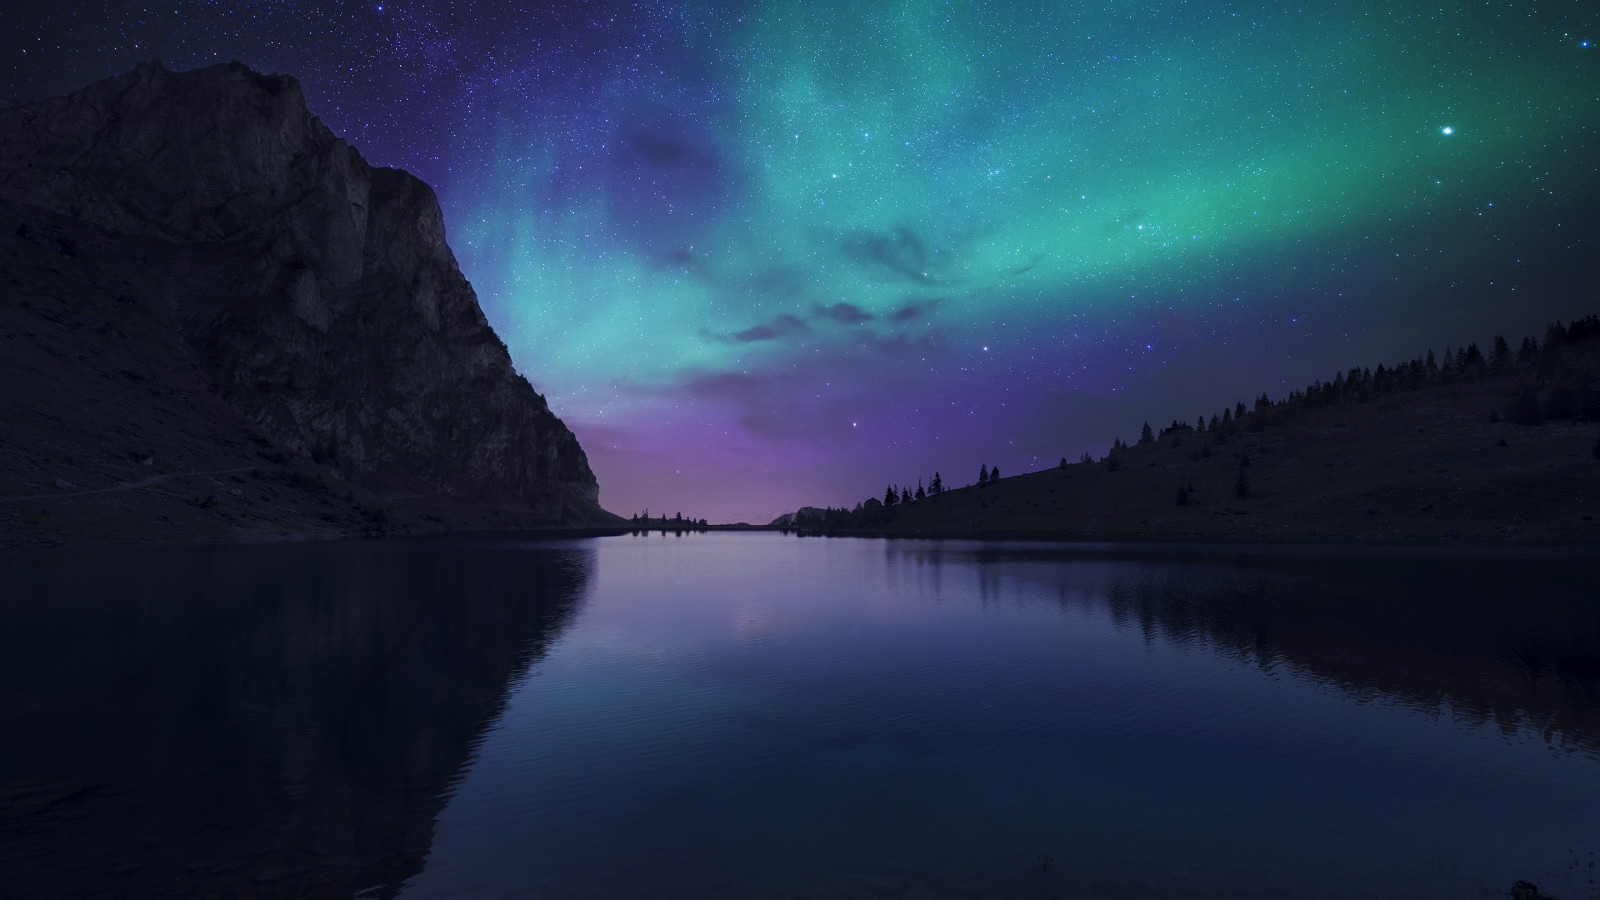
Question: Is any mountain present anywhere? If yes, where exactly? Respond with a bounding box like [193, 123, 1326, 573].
[781, 320, 1600, 543]
[0, 62, 619, 544]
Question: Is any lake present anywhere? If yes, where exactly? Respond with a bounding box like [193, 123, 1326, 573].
[2, 533, 1596, 899]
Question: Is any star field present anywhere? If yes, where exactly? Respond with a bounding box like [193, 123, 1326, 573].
[6, 0, 1597, 523]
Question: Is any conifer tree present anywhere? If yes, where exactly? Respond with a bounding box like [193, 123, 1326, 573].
[1492, 335, 1511, 369]
[901, 486, 912, 504]
[990, 464, 1000, 482]
[1542, 387, 1577, 421]
[1580, 386, 1600, 422]
[885, 485, 898, 506]
[915, 480, 926, 500]
[1139, 422, 1154, 444]
[979, 464, 989, 486]
[931, 472, 943, 493]
[1518, 337, 1538, 365]
[1507, 387, 1543, 426]
[1545, 321, 1568, 351]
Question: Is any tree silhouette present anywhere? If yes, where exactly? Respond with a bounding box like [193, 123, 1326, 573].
[915, 479, 926, 500]
[884, 484, 898, 506]
[1139, 422, 1154, 444]
[931, 472, 944, 494]
[1492, 335, 1511, 369]
[989, 464, 1000, 482]
[1507, 387, 1543, 426]
[1542, 386, 1577, 421]
[1581, 385, 1600, 422]
[979, 464, 989, 486]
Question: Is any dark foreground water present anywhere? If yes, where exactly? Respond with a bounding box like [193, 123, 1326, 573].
[2, 534, 1597, 899]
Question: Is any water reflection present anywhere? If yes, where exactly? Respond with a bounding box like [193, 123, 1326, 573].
[0, 539, 591, 899]
[888, 543, 1600, 757]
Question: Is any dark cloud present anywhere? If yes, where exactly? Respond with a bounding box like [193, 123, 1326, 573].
[705, 313, 809, 344]
[682, 371, 770, 403]
[840, 227, 942, 284]
[604, 115, 732, 251]
[1009, 253, 1045, 276]
[619, 125, 702, 169]
[814, 302, 874, 324]
[890, 300, 940, 323]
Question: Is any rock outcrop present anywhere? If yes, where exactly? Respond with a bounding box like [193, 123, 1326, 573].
[0, 61, 614, 537]
[768, 506, 830, 527]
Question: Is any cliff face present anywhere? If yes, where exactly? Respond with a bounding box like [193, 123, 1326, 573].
[0, 62, 609, 529]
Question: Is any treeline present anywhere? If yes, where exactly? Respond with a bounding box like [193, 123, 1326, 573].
[788, 313, 1600, 533]
[629, 509, 709, 529]
[788, 460, 1022, 533]
[1074, 314, 1600, 470]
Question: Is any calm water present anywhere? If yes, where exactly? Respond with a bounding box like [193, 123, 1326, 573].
[2, 534, 1597, 899]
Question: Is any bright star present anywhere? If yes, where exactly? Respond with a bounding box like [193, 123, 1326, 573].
[1441, 126, 1453, 135]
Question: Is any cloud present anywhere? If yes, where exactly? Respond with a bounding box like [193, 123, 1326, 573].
[890, 299, 940, 323]
[705, 313, 810, 344]
[840, 227, 942, 284]
[813, 302, 875, 324]
[682, 371, 771, 403]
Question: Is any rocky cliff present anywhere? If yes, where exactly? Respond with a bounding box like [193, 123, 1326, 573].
[0, 61, 615, 541]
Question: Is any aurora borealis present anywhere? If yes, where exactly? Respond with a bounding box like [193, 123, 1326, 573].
[7, 1, 1597, 523]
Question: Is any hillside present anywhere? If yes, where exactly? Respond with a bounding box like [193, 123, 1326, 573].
[785, 320, 1600, 543]
[0, 62, 620, 546]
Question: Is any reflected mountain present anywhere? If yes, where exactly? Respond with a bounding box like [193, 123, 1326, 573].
[0, 539, 592, 898]
[894, 544, 1600, 756]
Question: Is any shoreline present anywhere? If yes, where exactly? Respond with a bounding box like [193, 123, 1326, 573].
[8, 522, 1595, 555]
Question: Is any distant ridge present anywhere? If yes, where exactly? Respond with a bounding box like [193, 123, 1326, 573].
[779, 315, 1600, 543]
[0, 62, 620, 545]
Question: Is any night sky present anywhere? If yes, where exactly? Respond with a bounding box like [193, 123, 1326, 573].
[6, 1, 1597, 524]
